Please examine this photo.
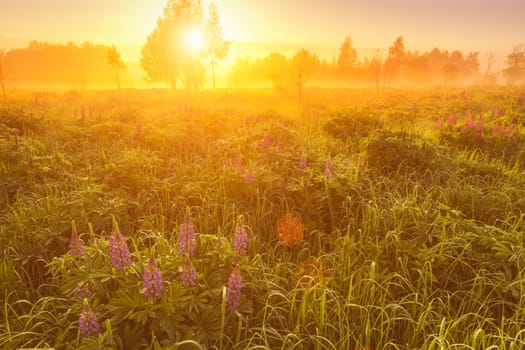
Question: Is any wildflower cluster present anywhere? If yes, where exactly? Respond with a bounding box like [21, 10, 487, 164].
[181, 258, 197, 287]
[226, 264, 242, 310]
[233, 219, 248, 256]
[143, 256, 163, 302]
[179, 211, 196, 256]
[79, 299, 99, 338]
[108, 227, 132, 272]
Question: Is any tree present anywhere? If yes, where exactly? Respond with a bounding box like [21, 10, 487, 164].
[483, 51, 496, 85]
[205, 2, 230, 91]
[141, 0, 205, 89]
[107, 45, 126, 89]
[337, 35, 357, 82]
[0, 48, 8, 100]
[369, 50, 383, 93]
[504, 45, 525, 85]
[258, 52, 289, 88]
[289, 49, 319, 104]
[384, 36, 405, 87]
[228, 56, 254, 88]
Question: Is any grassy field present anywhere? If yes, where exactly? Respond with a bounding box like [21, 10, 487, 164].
[1, 86, 525, 349]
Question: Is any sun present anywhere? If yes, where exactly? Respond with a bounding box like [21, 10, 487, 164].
[186, 28, 205, 52]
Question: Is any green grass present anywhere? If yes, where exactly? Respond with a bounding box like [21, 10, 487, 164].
[0, 87, 524, 349]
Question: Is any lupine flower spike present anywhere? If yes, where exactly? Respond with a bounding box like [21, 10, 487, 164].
[143, 256, 163, 302]
[79, 298, 99, 338]
[75, 282, 92, 300]
[108, 216, 132, 272]
[233, 217, 248, 256]
[179, 208, 196, 257]
[226, 264, 242, 310]
[181, 257, 197, 287]
[69, 220, 85, 258]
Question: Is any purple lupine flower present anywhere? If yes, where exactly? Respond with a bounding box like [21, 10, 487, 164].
[233, 221, 248, 256]
[79, 299, 99, 338]
[299, 155, 308, 172]
[69, 220, 85, 258]
[181, 258, 197, 287]
[226, 265, 242, 310]
[324, 157, 333, 179]
[108, 217, 131, 272]
[179, 211, 196, 257]
[245, 169, 255, 184]
[143, 256, 163, 302]
[75, 282, 92, 300]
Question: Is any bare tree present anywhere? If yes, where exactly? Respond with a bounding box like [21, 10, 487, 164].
[107, 45, 126, 89]
[370, 50, 383, 93]
[483, 51, 496, 85]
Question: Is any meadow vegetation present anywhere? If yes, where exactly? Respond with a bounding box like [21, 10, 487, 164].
[0, 86, 525, 349]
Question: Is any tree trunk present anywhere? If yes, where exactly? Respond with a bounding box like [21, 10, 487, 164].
[211, 60, 216, 91]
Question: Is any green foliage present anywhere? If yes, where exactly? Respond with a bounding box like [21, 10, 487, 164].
[1, 87, 525, 349]
[365, 130, 442, 175]
[322, 108, 383, 142]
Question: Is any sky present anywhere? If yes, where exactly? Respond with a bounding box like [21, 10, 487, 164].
[1, 0, 524, 60]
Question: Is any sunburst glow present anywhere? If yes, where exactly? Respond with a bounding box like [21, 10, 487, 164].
[186, 28, 205, 52]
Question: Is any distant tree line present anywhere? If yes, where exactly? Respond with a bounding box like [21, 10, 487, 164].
[227, 36, 519, 91]
[2, 41, 126, 89]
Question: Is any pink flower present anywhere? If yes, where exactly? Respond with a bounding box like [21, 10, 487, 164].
[108, 217, 131, 272]
[447, 113, 457, 128]
[436, 117, 443, 130]
[227, 265, 242, 310]
[79, 300, 99, 338]
[181, 258, 197, 287]
[464, 112, 474, 131]
[143, 256, 163, 302]
[233, 220, 248, 256]
[179, 210, 196, 257]
[475, 119, 484, 135]
[75, 282, 92, 300]
[69, 220, 85, 258]
[299, 155, 308, 172]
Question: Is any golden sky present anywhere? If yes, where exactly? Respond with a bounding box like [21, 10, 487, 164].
[1, 0, 524, 60]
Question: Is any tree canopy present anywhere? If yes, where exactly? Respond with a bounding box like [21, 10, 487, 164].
[141, 0, 229, 90]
